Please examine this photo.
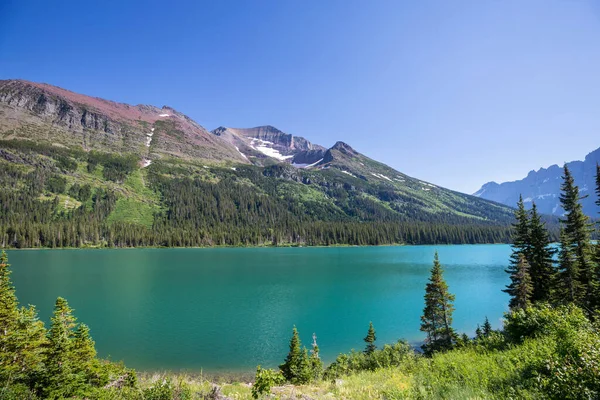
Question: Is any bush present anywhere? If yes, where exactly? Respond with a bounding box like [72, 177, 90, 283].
[324, 340, 414, 380]
[252, 366, 285, 399]
[142, 377, 192, 400]
[503, 303, 590, 344]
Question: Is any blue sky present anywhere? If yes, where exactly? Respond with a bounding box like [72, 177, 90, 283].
[1, 0, 600, 194]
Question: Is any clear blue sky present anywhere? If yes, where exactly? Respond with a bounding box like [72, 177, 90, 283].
[1, 0, 600, 194]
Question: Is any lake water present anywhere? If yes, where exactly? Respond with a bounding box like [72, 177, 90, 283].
[7, 245, 510, 372]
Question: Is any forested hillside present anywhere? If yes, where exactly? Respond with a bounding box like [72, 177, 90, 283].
[0, 80, 522, 248]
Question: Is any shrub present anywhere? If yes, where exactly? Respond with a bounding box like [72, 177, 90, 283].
[325, 340, 414, 379]
[503, 303, 590, 344]
[251, 366, 285, 399]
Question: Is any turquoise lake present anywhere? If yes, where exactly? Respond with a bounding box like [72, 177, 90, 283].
[6, 245, 511, 372]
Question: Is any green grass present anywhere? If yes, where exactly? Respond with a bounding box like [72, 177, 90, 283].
[106, 198, 155, 228]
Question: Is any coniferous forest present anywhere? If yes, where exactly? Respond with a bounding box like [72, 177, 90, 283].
[0, 139, 524, 249]
[1, 163, 600, 399]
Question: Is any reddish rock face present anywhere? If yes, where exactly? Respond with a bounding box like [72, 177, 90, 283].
[0, 79, 248, 164]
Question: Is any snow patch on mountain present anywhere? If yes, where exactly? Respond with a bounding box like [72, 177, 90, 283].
[250, 138, 293, 161]
[370, 172, 392, 182]
[235, 146, 248, 160]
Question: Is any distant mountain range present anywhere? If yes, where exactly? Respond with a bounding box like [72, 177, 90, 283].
[474, 147, 600, 217]
[0, 79, 516, 247]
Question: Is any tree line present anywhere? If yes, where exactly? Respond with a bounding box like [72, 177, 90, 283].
[0, 139, 521, 248]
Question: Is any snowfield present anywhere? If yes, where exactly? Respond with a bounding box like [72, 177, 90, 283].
[249, 138, 293, 161]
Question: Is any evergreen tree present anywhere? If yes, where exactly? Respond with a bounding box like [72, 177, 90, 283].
[44, 297, 82, 399]
[475, 325, 482, 340]
[309, 333, 323, 381]
[504, 196, 532, 304]
[279, 326, 311, 384]
[555, 228, 581, 304]
[482, 316, 492, 336]
[559, 165, 595, 310]
[0, 251, 19, 382]
[420, 252, 456, 354]
[528, 203, 556, 302]
[363, 321, 377, 355]
[72, 323, 99, 385]
[511, 254, 533, 311]
[11, 305, 47, 385]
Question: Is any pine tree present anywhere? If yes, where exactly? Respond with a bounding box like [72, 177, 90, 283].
[72, 323, 99, 385]
[309, 333, 323, 381]
[44, 297, 82, 398]
[363, 321, 377, 355]
[475, 325, 482, 340]
[528, 203, 557, 302]
[555, 228, 581, 304]
[279, 326, 311, 384]
[559, 165, 595, 310]
[504, 196, 532, 303]
[11, 305, 47, 385]
[420, 252, 456, 354]
[511, 254, 533, 310]
[0, 250, 19, 382]
[482, 316, 492, 336]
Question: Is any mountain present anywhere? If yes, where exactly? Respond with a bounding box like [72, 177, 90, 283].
[0, 79, 517, 248]
[474, 147, 600, 216]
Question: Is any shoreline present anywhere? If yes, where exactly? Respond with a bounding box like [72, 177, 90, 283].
[2, 242, 513, 251]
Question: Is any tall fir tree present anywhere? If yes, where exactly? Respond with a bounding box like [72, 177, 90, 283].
[44, 297, 82, 399]
[420, 252, 456, 354]
[72, 323, 100, 385]
[363, 322, 377, 355]
[528, 202, 557, 302]
[504, 196, 532, 303]
[482, 316, 492, 336]
[559, 165, 595, 310]
[0, 251, 48, 387]
[0, 250, 19, 382]
[555, 228, 581, 304]
[279, 326, 311, 384]
[510, 254, 533, 310]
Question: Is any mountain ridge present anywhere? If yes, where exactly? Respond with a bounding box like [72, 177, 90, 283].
[0, 78, 521, 248]
[474, 147, 600, 216]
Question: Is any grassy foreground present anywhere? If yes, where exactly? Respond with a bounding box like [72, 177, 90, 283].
[131, 306, 599, 400]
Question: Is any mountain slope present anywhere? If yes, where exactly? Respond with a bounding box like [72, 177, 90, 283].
[474, 147, 600, 216]
[0, 79, 248, 165]
[0, 79, 518, 248]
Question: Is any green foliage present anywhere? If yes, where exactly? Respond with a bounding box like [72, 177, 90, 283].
[420, 252, 456, 355]
[503, 303, 590, 344]
[528, 202, 556, 302]
[558, 164, 595, 310]
[0, 139, 520, 249]
[0, 253, 137, 399]
[279, 326, 312, 384]
[363, 321, 377, 355]
[45, 174, 67, 194]
[142, 377, 192, 400]
[324, 340, 414, 379]
[88, 151, 139, 182]
[251, 366, 285, 399]
[512, 254, 534, 311]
